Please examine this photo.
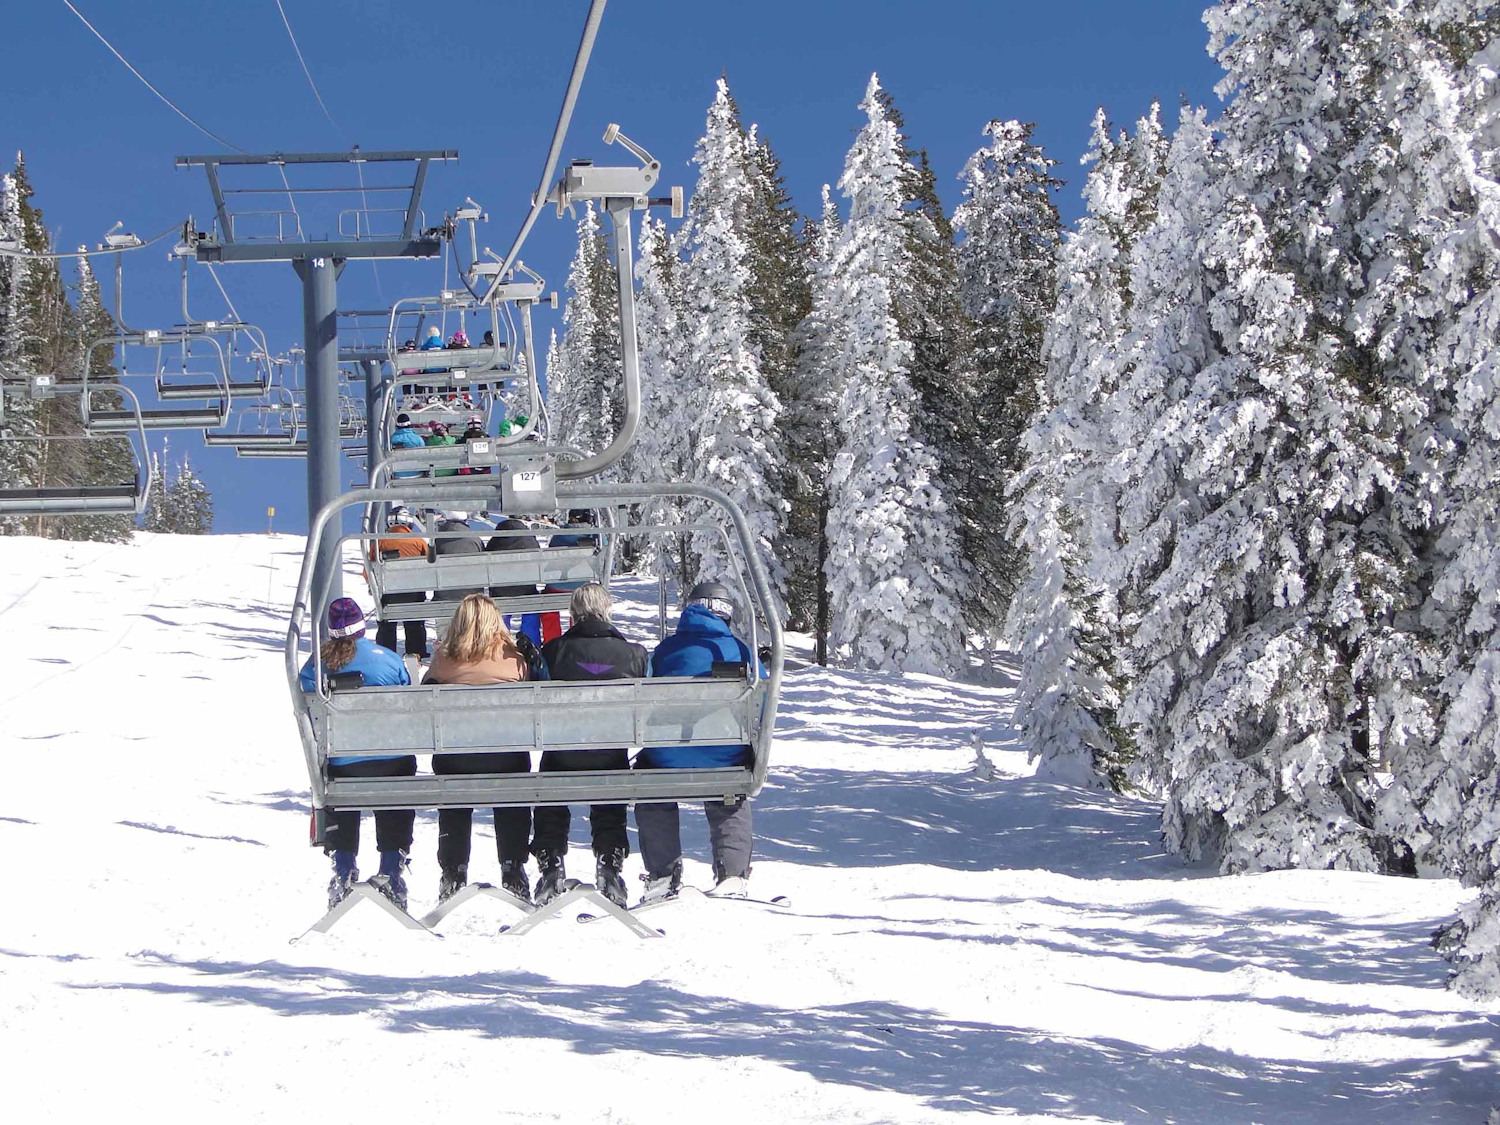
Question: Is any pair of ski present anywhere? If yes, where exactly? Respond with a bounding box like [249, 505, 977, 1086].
[292, 877, 665, 942]
[576, 886, 791, 926]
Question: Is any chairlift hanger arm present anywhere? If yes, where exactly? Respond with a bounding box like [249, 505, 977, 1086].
[495, 0, 608, 281]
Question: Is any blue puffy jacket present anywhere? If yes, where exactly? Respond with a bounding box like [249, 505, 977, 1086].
[639, 604, 756, 769]
[299, 637, 411, 765]
[420, 334, 446, 351]
[390, 425, 426, 478]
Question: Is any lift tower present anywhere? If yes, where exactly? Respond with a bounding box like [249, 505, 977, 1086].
[175, 149, 456, 607]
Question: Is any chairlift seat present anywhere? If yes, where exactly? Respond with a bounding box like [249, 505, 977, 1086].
[87, 407, 226, 431]
[0, 483, 141, 515]
[157, 380, 269, 401]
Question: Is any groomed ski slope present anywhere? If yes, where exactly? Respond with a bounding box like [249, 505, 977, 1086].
[0, 533, 1495, 1124]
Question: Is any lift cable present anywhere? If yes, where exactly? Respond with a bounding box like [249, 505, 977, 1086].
[60, 0, 247, 155]
[0, 222, 181, 260]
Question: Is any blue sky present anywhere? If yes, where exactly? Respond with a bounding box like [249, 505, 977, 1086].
[2, 1, 1224, 533]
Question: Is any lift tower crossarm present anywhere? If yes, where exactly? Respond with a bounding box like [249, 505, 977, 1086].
[172, 149, 458, 611]
[174, 149, 457, 260]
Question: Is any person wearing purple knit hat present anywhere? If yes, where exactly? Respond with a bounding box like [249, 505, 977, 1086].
[298, 597, 417, 911]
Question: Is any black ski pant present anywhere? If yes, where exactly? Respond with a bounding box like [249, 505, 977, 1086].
[434, 751, 532, 873]
[324, 756, 417, 855]
[375, 593, 428, 659]
[529, 748, 629, 858]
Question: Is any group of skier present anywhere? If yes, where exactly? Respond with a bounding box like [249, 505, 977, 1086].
[299, 576, 759, 919]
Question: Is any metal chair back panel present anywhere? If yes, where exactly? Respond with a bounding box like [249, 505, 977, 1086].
[316, 677, 760, 757]
[371, 546, 600, 598]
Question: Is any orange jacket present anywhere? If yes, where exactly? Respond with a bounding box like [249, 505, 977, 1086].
[371, 523, 427, 560]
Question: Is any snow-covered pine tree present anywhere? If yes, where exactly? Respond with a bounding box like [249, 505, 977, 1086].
[628, 213, 693, 584]
[53, 250, 133, 543]
[1005, 105, 1167, 790]
[673, 78, 788, 613]
[546, 202, 621, 462]
[786, 186, 846, 660]
[1117, 0, 1464, 874]
[141, 450, 168, 532]
[1340, 0, 1500, 998]
[165, 455, 213, 533]
[823, 74, 966, 675]
[954, 119, 1062, 641]
[0, 168, 39, 536]
[869, 88, 978, 640]
[8, 154, 86, 541]
[1102, 106, 1222, 801]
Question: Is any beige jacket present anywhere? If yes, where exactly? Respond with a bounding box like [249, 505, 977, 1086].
[423, 643, 528, 685]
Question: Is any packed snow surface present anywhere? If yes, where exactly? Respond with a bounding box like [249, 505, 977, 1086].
[0, 533, 1494, 1122]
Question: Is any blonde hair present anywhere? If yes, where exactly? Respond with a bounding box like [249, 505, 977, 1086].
[570, 582, 612, 623]
[441, 593, 513, 663]
[320, 637, 359, 673]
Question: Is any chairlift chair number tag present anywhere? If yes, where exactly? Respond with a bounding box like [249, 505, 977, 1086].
[515, 470, 543, 493]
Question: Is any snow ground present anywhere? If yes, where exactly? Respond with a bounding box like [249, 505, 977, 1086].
[0, 532, 1495, 1123]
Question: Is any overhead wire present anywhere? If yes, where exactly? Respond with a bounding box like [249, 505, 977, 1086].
[269, 0, 386, 299]
[0, 222, 181, 260]
[60, 0, 247, 154]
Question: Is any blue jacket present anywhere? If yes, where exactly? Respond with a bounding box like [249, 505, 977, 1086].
[299, 637, 411, 765]
[639, 604, 756, 769]
[391, 425, 426, 478]
[420, 335, 446, 351]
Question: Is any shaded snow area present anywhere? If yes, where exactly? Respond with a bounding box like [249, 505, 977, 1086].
[1, 533, 1496, 1123]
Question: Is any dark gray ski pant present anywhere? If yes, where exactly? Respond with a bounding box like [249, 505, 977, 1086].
[635, 796, 752, 881]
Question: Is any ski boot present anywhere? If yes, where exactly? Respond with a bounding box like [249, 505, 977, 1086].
[639, 859, 682, 906]
[370, 849, 409, 912]
[327, 850, 358, 909]
[705, 865, 749, 899]
[595, 847, 628, 908]
[533, 851, 567, 906]
[437, 863, 468, 904]
[500, 860, 531, 904]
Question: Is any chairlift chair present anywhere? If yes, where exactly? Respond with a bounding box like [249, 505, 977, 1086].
[0, 377, 152, 515]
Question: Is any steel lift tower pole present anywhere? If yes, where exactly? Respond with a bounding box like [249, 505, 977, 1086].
[175, 150, 455, 610]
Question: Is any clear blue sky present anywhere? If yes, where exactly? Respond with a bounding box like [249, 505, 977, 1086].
[2, 1, 1224, 534]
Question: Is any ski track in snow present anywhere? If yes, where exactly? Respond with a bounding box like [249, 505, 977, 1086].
[0, 533, 1495, 1123]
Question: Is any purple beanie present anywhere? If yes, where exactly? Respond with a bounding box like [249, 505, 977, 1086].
[327, 597, 366, 639]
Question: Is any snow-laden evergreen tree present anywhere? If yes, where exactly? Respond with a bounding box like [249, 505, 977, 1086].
[786, 186, 846, 660]
[1113, 0, 1478, 874]
[823, 75, 966, 675]
[954, 119, 1062, 640]
[1103, 107, 1222, 800]
[546, 202, 620, 462]
[164, 455, 213, 533]
[141, 450, 168, 532]
[1006, 106, 1168, 789]
[673, 78, 788, 612]
[54, 251, 133, 543]
[0, 169, 39, 536]
[628, 213, 693, 583]
[1333, 0, 1500, 998]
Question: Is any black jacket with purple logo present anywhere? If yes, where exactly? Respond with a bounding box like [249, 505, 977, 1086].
[541, 618, 647, 682]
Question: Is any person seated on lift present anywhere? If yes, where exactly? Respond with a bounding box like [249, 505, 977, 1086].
[423, 592, 538, 904]
[371, 505, 428, 661]
[298, 597, 417, 912]
[533, 583, 647, 908]
[634, 581, 761, 903]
